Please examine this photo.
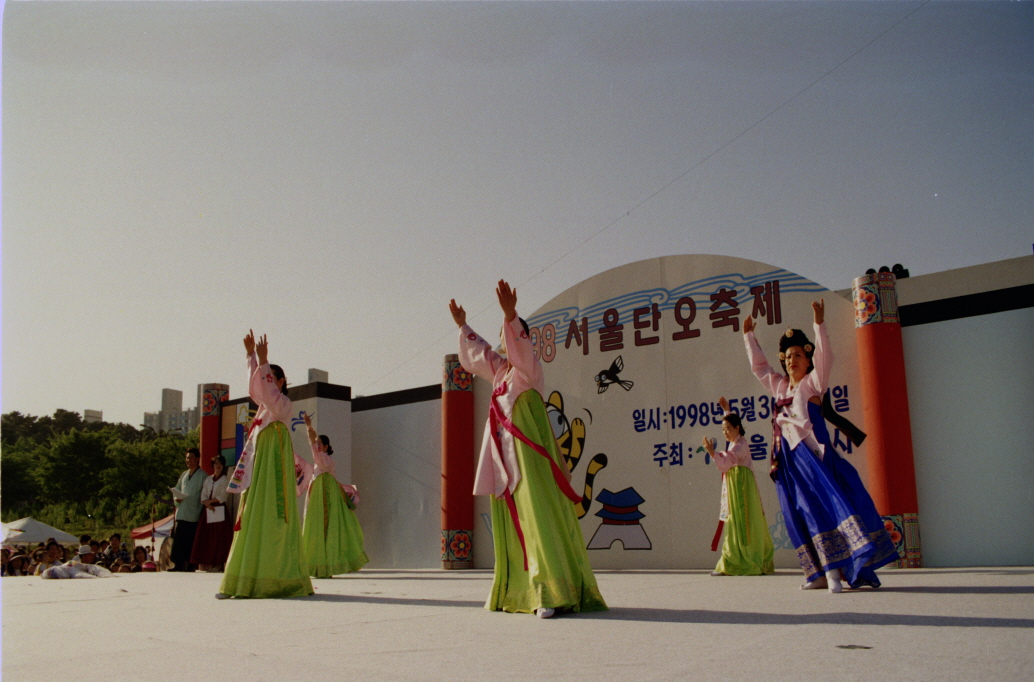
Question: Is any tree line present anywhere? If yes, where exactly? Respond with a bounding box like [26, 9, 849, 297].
[1, 409, 198, 536]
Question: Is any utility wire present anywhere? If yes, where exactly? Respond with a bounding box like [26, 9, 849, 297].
[358, 1, 929, 395]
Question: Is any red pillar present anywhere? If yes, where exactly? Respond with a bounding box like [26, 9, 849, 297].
[441, 355, 475, 569]
[198, 384, 229, 476]
[852, 273, 921, 567]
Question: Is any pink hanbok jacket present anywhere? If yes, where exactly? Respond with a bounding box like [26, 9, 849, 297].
[306, 440, 359, 504]
[458, 315, 544, 497]
[228, 353, 310, 495]
[713, 434, 753, 522]
[712, 435, 753, 474]
[744, 321, 832, 453]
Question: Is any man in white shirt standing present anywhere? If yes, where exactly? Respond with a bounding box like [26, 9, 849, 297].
[170, 448, 206, 572]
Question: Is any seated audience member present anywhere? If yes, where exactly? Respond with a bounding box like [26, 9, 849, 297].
[127, 546, 151, 573]
[40, 545, 113, 579]
[109, 545, 133, 572]
[6, 555, 31, 576]
[30, 549, 46, 573]
[79, 534, 91, 546]
[102, 534, 131, 569]
[35, 543, 65, 575]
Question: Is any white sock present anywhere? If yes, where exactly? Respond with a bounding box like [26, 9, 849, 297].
[826, 568, 843, 593]
[801, 575, 827, 590]
[535, 607, 555, 619]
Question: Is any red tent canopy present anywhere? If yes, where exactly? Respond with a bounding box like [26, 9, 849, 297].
[130, 514, 175, 540]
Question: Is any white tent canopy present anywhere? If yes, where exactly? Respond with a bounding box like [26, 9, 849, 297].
[3, 518, 78, 545]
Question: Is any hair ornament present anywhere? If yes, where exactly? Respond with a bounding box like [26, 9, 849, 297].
[784, 329, 794, 338]
[778, 352, 786, 361]
[804, 343, 813, 353]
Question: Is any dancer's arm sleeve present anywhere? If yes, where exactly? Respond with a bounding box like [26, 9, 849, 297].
[745, 331, 782, 394]
[713, 449, 736, 473]
[458, 324, 505, 382]
[502, 314, 543, 389]
[249, 358, 290, 414]
[810, 322, 833, 393]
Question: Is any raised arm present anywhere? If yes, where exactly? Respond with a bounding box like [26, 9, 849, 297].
[502, 311, 543, 388]
[453, 298, 506, 382]
[496, 279, 544, 387]
[244, 329, 259, 376]
[247, 332, 289, 413]
[302, 412, 318, 448]
[496, 279, 517, 323]
[808, 299, 833, 393]
[743, 320, 783, 395]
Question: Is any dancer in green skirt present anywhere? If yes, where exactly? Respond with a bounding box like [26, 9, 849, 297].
[218, 331, 313, 599]
[450, 280, 607, 618]
[301, 412, 368, 577]
[703, 398, 774, 576]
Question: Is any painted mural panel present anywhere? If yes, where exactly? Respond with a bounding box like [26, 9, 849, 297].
[525, 255, 865, 569]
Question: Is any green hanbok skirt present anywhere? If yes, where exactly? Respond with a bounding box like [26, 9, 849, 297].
[487, 390, 608, 614]
[714, 466, 775, 576]
[303, 472, 369, 578]
[219, 422, 313, 598]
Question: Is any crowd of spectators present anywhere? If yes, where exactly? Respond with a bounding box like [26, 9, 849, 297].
[4, 449, 231, 579]
[1, 532, 157, 578]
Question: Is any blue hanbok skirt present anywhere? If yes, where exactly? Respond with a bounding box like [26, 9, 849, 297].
[773, 402, 898, 587]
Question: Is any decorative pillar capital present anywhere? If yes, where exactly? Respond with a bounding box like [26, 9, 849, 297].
[442, 354, 473, 392]
[852, 272, 899, 327]
[200, 384, 230, 417]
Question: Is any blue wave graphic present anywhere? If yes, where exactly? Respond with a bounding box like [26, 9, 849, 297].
[526, 269, 824, 333]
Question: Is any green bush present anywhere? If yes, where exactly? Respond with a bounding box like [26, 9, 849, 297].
[1, 410, 199, 537]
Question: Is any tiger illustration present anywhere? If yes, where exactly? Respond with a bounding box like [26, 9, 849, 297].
[546, 391, 608, 519]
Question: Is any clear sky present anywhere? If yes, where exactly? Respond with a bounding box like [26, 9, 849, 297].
[2, 0, 1031, 426]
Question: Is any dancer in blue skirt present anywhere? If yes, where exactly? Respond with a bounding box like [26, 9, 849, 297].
[743, 299, 897, 592]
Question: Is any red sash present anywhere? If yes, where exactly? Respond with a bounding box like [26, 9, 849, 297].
[489, 382, 580, 570]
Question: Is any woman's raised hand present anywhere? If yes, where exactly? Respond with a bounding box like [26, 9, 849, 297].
[702, 435, 716, 455]
[302, 412, 317, 445]
[812, 298, 825, 325]
[256, 334, 269, 365]
[496, 279, 517, 322]
[743, 315, 755, 335]
[449, 299, 467, 328]
[718, 396, 731, 414]
[244, 329, 256, 356]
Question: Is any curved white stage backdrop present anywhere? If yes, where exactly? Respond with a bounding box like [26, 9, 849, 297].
[522, 255, 866, 570]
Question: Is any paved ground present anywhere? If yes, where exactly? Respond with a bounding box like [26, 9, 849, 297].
[2, 567, 1031, 681]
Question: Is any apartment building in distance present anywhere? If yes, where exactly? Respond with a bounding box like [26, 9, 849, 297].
[143, 388, 199, 434]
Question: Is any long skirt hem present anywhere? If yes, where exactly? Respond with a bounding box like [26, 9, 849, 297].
[714, 466, 775, 576]
[775, 435, 898, 588]
[303, 473, 369, 578]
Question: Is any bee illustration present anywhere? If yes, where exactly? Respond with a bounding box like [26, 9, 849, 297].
[594, 356, 634, 394]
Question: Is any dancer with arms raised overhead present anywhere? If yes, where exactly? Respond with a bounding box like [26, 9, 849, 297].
[743, 301, 897, 592]
[450, 280, 606, 618]
[218, 331, 313, 599]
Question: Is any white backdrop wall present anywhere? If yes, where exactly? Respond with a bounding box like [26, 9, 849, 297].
[351, 400, 442, 568]
[903, 307, 1034, 567]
